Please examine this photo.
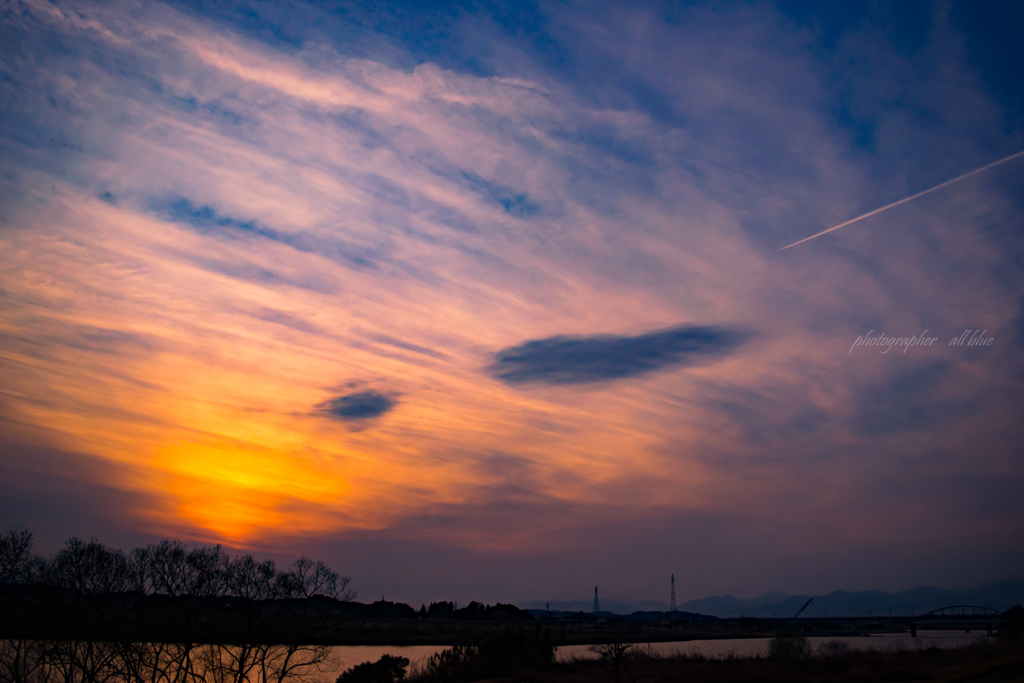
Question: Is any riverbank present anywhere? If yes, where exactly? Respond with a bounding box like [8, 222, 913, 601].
[406, 638, 1024, 683]
[304, 616, 996, 646]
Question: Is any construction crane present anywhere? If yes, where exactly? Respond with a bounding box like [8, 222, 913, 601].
[793, 597, 813, 618]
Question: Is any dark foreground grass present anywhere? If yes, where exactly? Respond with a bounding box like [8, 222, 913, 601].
[407, 637, 1024, 683]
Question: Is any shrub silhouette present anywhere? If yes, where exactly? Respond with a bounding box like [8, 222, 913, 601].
[589, 642, 634, 683]
[337, 655, 409, 683]
[768, 635, 811, 661]
[817, 639, 852, 658]
[419, 644, 474, 679]
[418, 624, 555, 680]
[1001, 604, 1024, 641]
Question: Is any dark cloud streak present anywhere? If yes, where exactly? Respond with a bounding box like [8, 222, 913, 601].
[459, 171, 540, 218]
[320, 390, 396, 421]
[153, 196, 378, 270]
[490, 325, 749, 385]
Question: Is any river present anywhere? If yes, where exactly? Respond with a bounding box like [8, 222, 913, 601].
[319, 630, 993, 677]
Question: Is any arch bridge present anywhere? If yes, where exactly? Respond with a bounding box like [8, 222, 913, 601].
[918, 605, 1004, 618]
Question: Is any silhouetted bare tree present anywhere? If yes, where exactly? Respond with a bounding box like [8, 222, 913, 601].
[0, 530, 48, 683]
[590, 642, 634, 683]
[0, 530, 355, 683]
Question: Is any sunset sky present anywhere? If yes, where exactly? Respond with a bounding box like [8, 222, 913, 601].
[1, 0, 1022, 607]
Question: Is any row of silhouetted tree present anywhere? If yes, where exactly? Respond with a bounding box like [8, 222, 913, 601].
[416, 601, 532, 621]
[0, 529, 354, 683]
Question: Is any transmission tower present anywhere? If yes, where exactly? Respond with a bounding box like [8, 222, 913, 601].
[593, 586, 600, 613]
[670, 574, 677, 613]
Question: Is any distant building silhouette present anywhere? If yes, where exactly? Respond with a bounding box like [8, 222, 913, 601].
[593, 586, 600, 613]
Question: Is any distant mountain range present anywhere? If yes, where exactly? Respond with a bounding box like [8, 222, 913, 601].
[522, 579, 1024, 618]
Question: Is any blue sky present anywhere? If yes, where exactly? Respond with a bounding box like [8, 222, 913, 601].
[1, 0, 1022, 607]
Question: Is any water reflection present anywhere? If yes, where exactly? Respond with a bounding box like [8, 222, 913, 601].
[556, 631, 993, 662]
[317, 631, 992, 679]
[3, 632, 991, 683]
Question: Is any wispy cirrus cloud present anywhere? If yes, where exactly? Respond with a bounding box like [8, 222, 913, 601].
[0, 0, 1022, 603]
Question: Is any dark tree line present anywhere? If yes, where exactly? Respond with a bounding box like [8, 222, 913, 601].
[416, 602, 532, 621]
[0, 529, 354, 683]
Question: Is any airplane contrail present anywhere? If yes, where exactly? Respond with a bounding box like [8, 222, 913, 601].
[782, 150, 1024, 250]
